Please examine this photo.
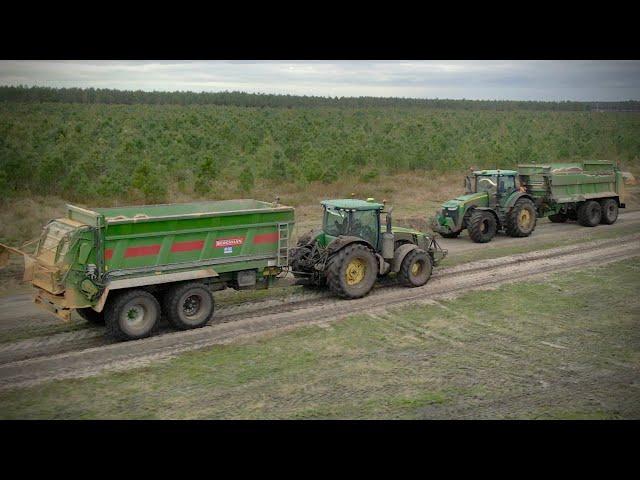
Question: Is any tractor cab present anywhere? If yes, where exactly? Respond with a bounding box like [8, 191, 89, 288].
[320, 199, 384, 248]
[471, 170, 519, 205]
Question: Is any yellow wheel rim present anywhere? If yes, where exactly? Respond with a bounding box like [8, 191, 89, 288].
[519, 209, 532, 229]
[411, 261, 422, 276]
[345, 258, 366, 286]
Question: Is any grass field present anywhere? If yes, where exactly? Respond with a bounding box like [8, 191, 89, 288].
[1, 257, 638, 419]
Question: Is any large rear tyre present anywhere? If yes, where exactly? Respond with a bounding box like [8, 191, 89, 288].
[577, 200, 601, 227]
[398, 249, 432, 287]
[326, 244, 378, 299]
[468, 210, 497, 243]
[599, 199, 618, 225]
[105, 289, 160, 341]
[76, 307, 105, 325]
[163, 282, 215, 330]
[548, 213, 568, 223]
[506, 198, 537, 237]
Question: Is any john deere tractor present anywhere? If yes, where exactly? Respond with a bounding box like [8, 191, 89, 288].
[432, 169, 537, 243]
[289, 199, 446, 299]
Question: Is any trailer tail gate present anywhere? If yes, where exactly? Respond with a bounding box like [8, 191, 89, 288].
[88, 199, 294, 275]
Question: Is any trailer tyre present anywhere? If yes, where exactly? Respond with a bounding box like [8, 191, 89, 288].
[577, 200, 602, 227]
[548, 213, 568, 223]
[326, 243, 378, 299]
[398, 249, 432, 287]
[468, 210, 497, 243]
[506, 198, 537, 237]
[105, 290, 160, 341]
[599, 199, 618, 225]
[76, 307, 105, 325]
[164, 282, 215, 330]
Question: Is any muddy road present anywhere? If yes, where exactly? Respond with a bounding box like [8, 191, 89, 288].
[0, 232, 638, 391]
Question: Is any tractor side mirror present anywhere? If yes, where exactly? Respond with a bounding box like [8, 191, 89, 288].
[464, 176, 473, 193]
[385, 207, 394, 233]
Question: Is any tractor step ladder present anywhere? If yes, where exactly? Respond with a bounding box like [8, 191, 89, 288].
[277, 223, 289, 267]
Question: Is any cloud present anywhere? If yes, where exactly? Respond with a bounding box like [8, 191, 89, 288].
[0, 60, 638, 101]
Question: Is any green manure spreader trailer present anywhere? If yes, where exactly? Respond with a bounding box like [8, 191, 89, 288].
[0, 199, 294, 340]
[432, 160, 625, 243]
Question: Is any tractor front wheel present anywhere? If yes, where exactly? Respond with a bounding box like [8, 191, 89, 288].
[326, 244, 378, 299]
[468, 210, 497, 243]
[398, 249, 432, 287]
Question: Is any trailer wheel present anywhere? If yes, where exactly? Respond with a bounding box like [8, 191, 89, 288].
[506, 198, 537, 237]
[76, 307, 105, 325]
[105, 290, 160, 341]
[548, 213, 568, 223]
[468, 210, 497, 243]
[577, 200, 601, 227]
[164, 282, 215, 330]
[599, 199, 618, 225]
[326, 243, 377, 299]
[398, 249, 432, 287]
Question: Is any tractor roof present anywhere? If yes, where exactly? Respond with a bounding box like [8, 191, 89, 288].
[321, 199, 384, 211]
[473, 169, 518, 176]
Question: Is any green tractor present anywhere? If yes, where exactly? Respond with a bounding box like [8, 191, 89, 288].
[432, 169, 537, 243]
[289, 198, 447, 299]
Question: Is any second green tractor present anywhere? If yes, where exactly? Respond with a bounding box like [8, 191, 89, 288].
[289, 199, 446, 299]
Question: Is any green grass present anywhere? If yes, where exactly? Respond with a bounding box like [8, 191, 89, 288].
[0, 256, 638, 420]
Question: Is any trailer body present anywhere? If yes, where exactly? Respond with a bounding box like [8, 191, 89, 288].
[517, 160, 625, 216]
[26, 199, 294, 328]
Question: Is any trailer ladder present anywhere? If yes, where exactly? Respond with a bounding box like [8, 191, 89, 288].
[277, 223, 289, 267]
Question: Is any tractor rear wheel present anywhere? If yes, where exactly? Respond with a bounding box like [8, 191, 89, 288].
[163, 282, 215, 330]
[577, 200, 601, 227]
[468, 210, 497, 243]
[326, 244, 378, 299]
[548, 213, 568, 223]
[438, 230, 461, 239]
[599, 199, 618, 225]
[76, 307, 105, 325]
[506, 198, 537, 237]
[398, 249, 432, 287]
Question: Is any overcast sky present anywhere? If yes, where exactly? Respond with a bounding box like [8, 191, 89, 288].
[0, 60, 639, 101]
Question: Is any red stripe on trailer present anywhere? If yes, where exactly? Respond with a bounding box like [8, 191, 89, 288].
[171, 240, 205, 252]
[105, 249, 114, 260]
[124, 245, 161, 257]
[253, 232, 279, 244]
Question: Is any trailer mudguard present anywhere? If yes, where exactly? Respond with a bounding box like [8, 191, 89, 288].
[94, 267, 219, 312]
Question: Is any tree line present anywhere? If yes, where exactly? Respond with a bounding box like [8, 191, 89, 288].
[1, 85, 639, 111]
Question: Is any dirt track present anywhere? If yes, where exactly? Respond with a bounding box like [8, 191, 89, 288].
[0, 232, 638, 391]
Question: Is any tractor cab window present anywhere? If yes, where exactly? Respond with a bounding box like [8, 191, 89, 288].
[476, 175, 498, 194]
[498, 176, 516, 194]
[323, 207, 349, 237]
[348, 209, 379, 247]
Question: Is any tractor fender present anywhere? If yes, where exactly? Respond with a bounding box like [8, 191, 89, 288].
[503, 192, 535, 210]
[472, 207, 501, 226]
[326, 236, 375, 256]
[392, 243, 420, 273]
